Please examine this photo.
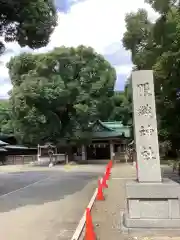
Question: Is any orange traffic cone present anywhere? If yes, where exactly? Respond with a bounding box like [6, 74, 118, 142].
[106, 160, 112, 170]
[106, 162, 110, 170]
[96, 179, 105, 201]
[109, 160, 113, 168]
[85, 208, 96, 240]
[105, 166, 111, 180]
[101, 175, 108, 188]
[107, 160, 112, 172]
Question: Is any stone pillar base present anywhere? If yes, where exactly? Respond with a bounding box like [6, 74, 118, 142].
[123, 179, 180, 229]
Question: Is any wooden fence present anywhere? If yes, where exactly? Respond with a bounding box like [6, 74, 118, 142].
[6, 155, 37, 165]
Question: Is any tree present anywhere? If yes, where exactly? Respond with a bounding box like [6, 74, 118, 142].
[107, 91, 132, 126]
[0, 99, 13, 134]
[122, 0, 180, 154]
[123, 9, 155, 70]
[8, 45, 116, 160]
[0, 0, 57, 54]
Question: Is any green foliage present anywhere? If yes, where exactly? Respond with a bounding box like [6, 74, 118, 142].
[145, 0, 177, 13]
[108, 91, 132, 126]
[123, 9, 155, 70]
[0, 100, 13, 134]
[8, 45, 116, 146]
[0, 0, 57, 53]
[123, 0, 180, 153]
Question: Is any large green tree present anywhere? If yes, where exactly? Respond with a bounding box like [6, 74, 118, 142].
[0, 100, 13, 134]
[107, 91, 132, 126]
[0, 0, 57, 54]
[123, 0, 180, 153]
[8, 45, 116, 159]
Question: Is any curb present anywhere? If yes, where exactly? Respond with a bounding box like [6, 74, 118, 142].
[71, 187, 98, 240]
[71, 161, 112, 240]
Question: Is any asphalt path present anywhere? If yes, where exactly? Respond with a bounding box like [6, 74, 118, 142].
[0, 165, 105, 240]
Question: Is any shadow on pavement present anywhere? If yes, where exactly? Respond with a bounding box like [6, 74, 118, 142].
[162, 165, 180, 183]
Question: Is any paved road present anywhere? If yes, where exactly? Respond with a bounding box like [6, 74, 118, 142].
[0, 165, 105, 240]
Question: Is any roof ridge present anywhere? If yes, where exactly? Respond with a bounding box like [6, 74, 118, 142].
[97, 120, 114, 131]
[102, 121, 122, 123]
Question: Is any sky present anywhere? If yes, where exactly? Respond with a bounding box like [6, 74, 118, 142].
[0, 0, 158, 99]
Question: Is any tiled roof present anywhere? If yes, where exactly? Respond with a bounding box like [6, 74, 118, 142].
[91, 120, 131, 138]
[0, 140, 9, 146]
[0, 147, 7, 152]
[4, 145, 29, 150]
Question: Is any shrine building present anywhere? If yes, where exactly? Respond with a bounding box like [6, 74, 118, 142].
[74, 120, 131, 162]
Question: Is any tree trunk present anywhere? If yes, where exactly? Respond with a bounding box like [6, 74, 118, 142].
[66, 145, 74, 164]
[173, 164, 176, 172]
[49, 154, 52, 164]
[178, 162, 180, 176]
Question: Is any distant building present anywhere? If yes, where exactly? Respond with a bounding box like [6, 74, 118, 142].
[0, 136, 37, 165]
[0, 120, 131, 163]
[73, 120, 131, 162]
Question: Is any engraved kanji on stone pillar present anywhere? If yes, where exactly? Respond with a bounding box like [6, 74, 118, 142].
[132, 70, 162, 182]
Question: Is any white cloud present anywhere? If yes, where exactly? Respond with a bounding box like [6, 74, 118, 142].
[115, 65, 133, 75]
[0, 0, 158, 97]
[0, 83, 11, 99]
[51, 0, 157, 53]
[0, 65, 9, 79]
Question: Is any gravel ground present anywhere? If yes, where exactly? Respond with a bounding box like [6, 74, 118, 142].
[91, 163, 180, 240]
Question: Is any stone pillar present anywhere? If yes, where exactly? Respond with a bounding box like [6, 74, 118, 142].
[81, 145, 86, 161]
[132, 70, 161, 182]
[37, 144, 41, 161]
[123, 70, 180, 231]
[110, 142, 114, 160]
[65, 154, 69, 164]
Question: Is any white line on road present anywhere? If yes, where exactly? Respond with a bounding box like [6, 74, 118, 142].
[71, 187, 98, 240]
[0, 176, 52, 198]
[112, 177, 136, 180]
